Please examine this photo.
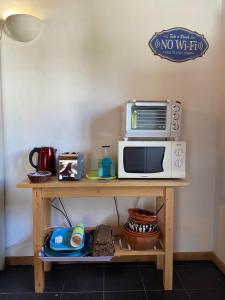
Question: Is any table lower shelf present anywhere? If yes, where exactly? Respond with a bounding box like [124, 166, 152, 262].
[38, 236, 165, 262]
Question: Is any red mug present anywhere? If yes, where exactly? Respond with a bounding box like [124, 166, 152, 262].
[29, 147, 57, 175]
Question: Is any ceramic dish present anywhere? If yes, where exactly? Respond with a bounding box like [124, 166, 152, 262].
[127, 218, 158, 233]
[123, 224, 160, 250]
[27, 171, 51, 183]
[124, 223, 159, 236]
[128, 208, 157, 223]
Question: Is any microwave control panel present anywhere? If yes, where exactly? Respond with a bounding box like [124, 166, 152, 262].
[172, 142, 186, 178]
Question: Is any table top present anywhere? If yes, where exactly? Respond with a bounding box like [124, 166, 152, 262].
[16, 177, 189, 189]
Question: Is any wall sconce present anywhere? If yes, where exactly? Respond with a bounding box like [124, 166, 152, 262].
[0, 13, 42, 42]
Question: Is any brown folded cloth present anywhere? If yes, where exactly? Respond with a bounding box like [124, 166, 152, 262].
[93, 224, 115, 256]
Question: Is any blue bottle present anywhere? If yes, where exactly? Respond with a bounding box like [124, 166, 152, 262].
[98, 146, 112, 177]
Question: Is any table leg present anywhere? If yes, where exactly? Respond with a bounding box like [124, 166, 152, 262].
[156, 255, 164, 270]
[156, 196, 165, 270]
[163, 187, 174, 290]
[32, 189, 45, 293]
[43, 198, 52, 272]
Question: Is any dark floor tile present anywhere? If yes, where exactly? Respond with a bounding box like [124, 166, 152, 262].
[174, 260, 214, 267]
[53, 264, 70, 271]
[212, 265, 225, 286]
[45, 265, 70, 292]
[176, 263, 224, 290]
[104, 264, 143, 291]
[19, 293, 61, 299]
[104, 291, 147, 300]
[147, 290, 189, 300]
[61, 292, 103, 299]
[104, 262, 139, 268]
[139, 266, 182, 290]
[4, 265, 34, 271]
[138, 262, 155, 268]
[0, 294, 60, 300]
[63, 264, 103, 292]
[0, 294, 19, 300]
[188, 289, 225, 300]
[0, 269, 34, 292]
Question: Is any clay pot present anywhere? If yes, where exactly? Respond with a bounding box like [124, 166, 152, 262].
[128, 208, 157, 224]
[123, 224, 160, 250]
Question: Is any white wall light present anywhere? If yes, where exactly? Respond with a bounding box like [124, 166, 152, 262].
[1, 13, 42, 42]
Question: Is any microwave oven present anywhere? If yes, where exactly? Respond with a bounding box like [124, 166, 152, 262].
[124, 100, 182, 140]
[118, 141, 186, 179]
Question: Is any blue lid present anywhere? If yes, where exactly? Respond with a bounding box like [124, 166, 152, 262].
[50, 228, 84, 251]
[44, 230, 92, 257]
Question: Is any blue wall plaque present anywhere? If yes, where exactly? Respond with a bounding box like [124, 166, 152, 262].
[149, 27, 209, 63]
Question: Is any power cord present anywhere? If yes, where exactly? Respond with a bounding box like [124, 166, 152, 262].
[134, 196, 141, 208]
[114, 197, 120, 226]
[59, 198, 72, 227]
[51, 198, 72, 227]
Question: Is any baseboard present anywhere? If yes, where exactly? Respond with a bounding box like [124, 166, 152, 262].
[211, 252, 225, 274]
[174, 251, 213, 261]
[5, 256, 34, 266]
[5, 251, 213, 266]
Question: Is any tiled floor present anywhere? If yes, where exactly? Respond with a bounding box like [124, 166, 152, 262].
[0, 261, 224, 299]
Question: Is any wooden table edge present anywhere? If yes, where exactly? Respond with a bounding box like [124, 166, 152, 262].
[16, 178, 189, 189]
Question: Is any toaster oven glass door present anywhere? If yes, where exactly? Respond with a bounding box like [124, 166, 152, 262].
[131, 105, 167, 131]
[123, 146, 165, 173]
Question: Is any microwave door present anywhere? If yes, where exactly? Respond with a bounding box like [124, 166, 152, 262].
[146, 147, 165, 173]
[123, 147, 146, 173]
[123, 146, 165, 173]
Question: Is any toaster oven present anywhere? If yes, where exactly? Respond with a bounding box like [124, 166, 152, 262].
[124, 100, 182, 140]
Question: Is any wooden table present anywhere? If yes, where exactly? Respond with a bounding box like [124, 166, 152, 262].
[16, 178, 188, 293]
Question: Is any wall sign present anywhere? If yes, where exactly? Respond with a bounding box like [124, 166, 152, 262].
[149, 27, 209, 63]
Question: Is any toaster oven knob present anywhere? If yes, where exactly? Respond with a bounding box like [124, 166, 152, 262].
[173, 112, 180, 120]
[172, 104, 180, 112]
[172, 122, 179, 130]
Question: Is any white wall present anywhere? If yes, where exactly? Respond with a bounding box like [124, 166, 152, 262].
[214, 1, 225, 264]
[0, 0, 222, 256]
[0, 40, 5, 268]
